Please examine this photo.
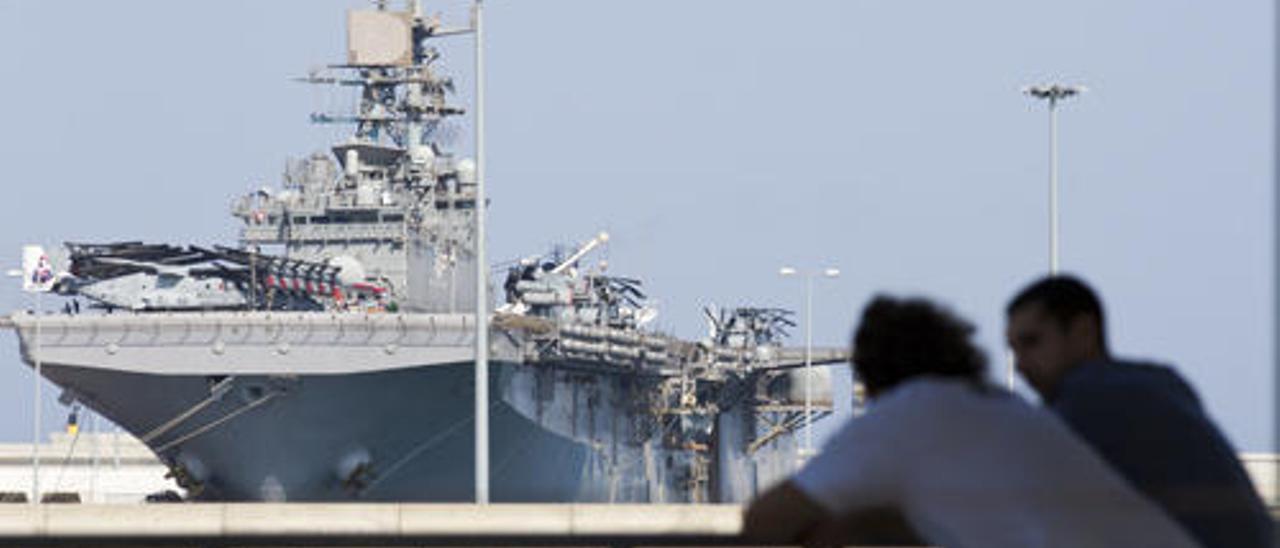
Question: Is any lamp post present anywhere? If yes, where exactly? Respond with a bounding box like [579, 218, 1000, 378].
[8, 264, 42, 504]
[779, 266, 840, 462]
[471, 0, 490, 505]
[32, 289, 40, 504]
[1023, 83, 1085, 274]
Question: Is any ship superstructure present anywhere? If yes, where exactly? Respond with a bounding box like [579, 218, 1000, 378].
[8, 1, 847, 503]
[231, 6, 479, 315]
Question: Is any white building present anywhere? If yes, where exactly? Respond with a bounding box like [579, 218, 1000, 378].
[1241, 452, 1279, 507]
[0, 431, 180, 503]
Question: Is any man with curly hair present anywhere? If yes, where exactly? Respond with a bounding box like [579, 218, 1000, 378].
[1007, 275, 1272, 548]
[743, 295, 1198, 547]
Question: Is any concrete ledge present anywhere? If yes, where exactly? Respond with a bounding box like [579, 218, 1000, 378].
[223, 503, 400, 536]
[43, 503, 224, 536]
[0, 505, 39, 536]
[0, 503, 743, 542]
[570, 504, 740, 535]
[399, 503, 575, 535]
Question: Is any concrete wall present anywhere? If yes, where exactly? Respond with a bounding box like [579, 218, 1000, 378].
[0, 503, 743, 539]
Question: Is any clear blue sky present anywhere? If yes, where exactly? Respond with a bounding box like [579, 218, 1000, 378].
[0, 1, 1272, 451]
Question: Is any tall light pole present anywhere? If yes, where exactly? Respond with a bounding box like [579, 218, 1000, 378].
[779, 266, 840, 463]
[471, 0, 489, 505]
[32, 290, 40, 504]
[1023, 83, 1085, 274]
[10, 253, 45, 504]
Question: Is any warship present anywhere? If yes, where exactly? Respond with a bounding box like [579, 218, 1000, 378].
[6, 2, 847, 502]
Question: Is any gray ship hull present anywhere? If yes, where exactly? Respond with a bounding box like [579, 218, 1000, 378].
[40, 361, 606, 502]
[11, 312, 820, 503]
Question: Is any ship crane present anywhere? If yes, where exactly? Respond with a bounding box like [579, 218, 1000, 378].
[551, 232, 610, 275]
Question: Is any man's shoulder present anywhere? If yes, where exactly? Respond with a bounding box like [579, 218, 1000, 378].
[1053, 358, 1208, 435]
[873, 377, 1011, 412]
[1070, 357, 1180, 379]
[863, 377, 1033, 436]
[1059, 358, 1197, 403]
[1107, 358, 1185, 380]
[839, 379, 979, 433]
[1052, 359, 1270, 548]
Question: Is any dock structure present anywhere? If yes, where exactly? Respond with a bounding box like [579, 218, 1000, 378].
[0, 432, 178, 504]
[0, 503, 743, 546]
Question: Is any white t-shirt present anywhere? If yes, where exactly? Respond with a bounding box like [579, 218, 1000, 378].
[793, 377, 1199, 548]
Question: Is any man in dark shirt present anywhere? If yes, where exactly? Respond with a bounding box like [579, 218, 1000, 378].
[1006, 275, 1273, 548]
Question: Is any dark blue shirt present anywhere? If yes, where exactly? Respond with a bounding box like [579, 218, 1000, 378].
[1051, 359, 1273, 548]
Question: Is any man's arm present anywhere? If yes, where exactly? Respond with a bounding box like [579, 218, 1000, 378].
[744, 392, 911, 544]
[743, 482, 925, 546]
[741, 480, 827, 544]
[809, 506, 926, 547]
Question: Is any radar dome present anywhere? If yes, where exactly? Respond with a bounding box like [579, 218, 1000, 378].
[456, 158, 477, 184]
[409, 145, 435, 168]
[328, 255, 367, 286]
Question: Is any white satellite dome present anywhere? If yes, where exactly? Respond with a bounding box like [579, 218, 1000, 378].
[409, 145, 435, 168]
[455, 158, 477, 184]
[328, 255, 367, 286]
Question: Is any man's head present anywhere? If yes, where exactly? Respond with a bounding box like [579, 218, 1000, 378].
[1005, 275, 1109, 399]
[852, 295, 987, 398]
